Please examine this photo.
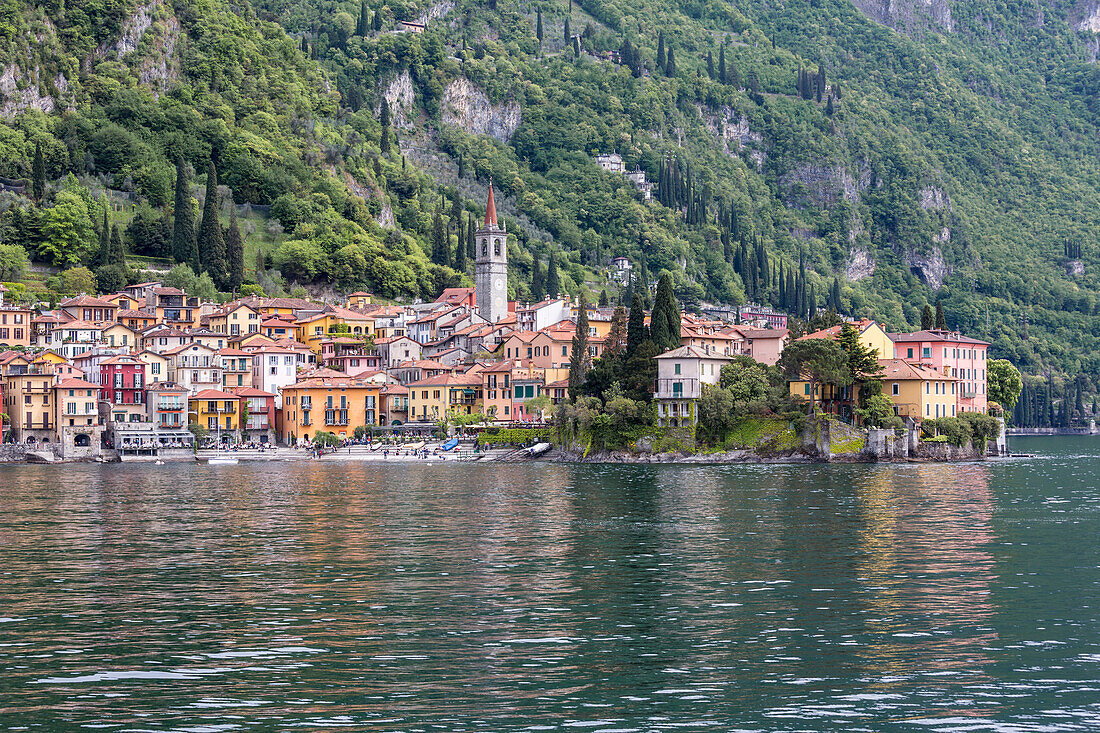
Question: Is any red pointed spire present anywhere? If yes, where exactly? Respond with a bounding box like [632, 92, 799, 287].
[484, 180, 497, 228]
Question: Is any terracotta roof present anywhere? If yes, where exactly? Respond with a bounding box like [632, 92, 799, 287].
[60, 295, 117, 308]
[655, 346, 733, 360]
[54, 378, 99, 389]
[117, 309, 154, 318]
[878, 358, 958, 381]
[407, 373, 480, 387]
[797, 319, 878, 342]
[890, 329, 990, 346]
[191, 389, 240, 400]
[216, 348, 253, 356]
[229, 386, 275, 398]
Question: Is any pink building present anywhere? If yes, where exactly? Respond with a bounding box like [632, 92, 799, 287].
[892, 329, 990, 413]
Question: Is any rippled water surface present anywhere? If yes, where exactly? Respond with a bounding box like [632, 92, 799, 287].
[1, 436, 1097, 731]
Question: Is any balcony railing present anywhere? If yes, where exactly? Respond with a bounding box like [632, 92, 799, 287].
[653, 378, 701, 400]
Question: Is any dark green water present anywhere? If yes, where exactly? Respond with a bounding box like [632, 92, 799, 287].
[0, 436, 1096, 731]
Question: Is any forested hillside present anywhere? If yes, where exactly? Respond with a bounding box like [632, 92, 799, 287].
[0, 0, 1098, 387]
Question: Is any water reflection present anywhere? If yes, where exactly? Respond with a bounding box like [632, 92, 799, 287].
[0, 445, 1097, 730]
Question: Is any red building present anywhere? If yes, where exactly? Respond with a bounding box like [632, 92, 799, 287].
[99, 355, 146, 415]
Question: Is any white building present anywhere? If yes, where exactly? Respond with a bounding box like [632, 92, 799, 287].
[653, 346, 733, 428]
[249, 344, 300, 408]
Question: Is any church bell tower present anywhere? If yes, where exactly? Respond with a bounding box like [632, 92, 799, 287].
[475, 182, 508, 323]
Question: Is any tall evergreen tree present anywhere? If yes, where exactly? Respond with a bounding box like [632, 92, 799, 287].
[357, 2, 370, 35]
[226, 197, 244, 292]
[627, 290, 647, 355]
[430, 204, 448, 266]
[536, 10, 543, 44]
[935, 300, 947, 330]
[545, 252, 560, 299]
[656, 31, 665, 73]
[373, 7, 383, 30]
[198, 161, 227, 287]
[650, 272, 681, 352]
[564, 16, 570, 42]
[605, 304, 627, 357]
[32, 142, 45, 202]
[98, 207, 111, 266]
[453, 220, 467, 273]
[921, 304, 934, 331]
[718, 44, 727, 84]
[109, 223, 125, 266]
[665, 46, 676, 76]
[380, 100, 391, 155]
[467, 214, 476, 260]
[568, 293, 591, 401]
[172, 157, 197, 268]
[531, 257, 545, 301]
[598, 288, 608, 307]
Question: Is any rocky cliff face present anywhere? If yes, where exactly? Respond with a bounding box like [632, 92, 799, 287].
[382, 69, 415, 129]
[440, 77, 520, 142]
[850, 0, 955, 35]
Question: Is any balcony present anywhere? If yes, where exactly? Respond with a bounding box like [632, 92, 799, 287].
[158, 402, 185, 411]
[654, 378, 701, 400]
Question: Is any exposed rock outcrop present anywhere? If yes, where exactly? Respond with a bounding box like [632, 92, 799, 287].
[905, 245, 950, 289]
[440, 77, 520, 142]
[0, 66, 58, 117]
[850, 0, 955, 35]
[846, 247, 876, 281]
[782, 163, 862, 207]
[382, 69, 415, 129]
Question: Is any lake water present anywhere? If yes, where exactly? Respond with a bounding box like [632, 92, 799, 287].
[0, 436, 1097, 731]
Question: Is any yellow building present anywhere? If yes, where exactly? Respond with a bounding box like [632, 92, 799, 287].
[407, 372, 484, 422]
[296, 305, 377, 354]
[281, 374, 381, 444]
[346, 291, 373, 309]
[797, 318, 895, 359]
[189, 389, 241, 439]
[879, 358, 959, 420]
[209, 302, 261, 337]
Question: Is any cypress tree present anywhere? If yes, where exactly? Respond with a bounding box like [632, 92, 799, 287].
[665, 47, 676, 76]
[32, 142, 45, 202]
[627, 290, 647, 355]
[656, 31, 665, 73]
[921, 304, 934, 331]
[536, 10, 543, 44]
[453, 220, 467, 273]
[545, 251, 560, 299]
[357, 3, 369, 35]
[598, 288, 608, 307]
[935, 300, 947, 330]
[380, 100, 391, 155]
[568, 293, 591, 401]
[531, 257, 545, 301]
[651, 272, 680, 352]
[830, 277, 842, 313]
[226, 197, 244, 293]
[373, 8, 383, 30]
[719, 45, 727, 84]
[98, 208, 111, 266]
[564, 16, 570, 43]
[172, 157, 196, 267]
[605, 304, 627, 356]
[826, 95, 835, 116]
[467, 214, 476, 260]
[199, 161, 227, 287]
[110, 223, 125, 266]
[431, 204, 448, 266]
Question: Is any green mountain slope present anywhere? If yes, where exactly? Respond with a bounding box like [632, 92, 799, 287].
[1, 0, 1099, 384]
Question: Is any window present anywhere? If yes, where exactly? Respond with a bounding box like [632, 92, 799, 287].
[674, 363, 681, 375]
[892, 383, 899, 396]
[804, 384, 810, 395]
[562, 345, 567, 357]
[907, 348, 913, 359]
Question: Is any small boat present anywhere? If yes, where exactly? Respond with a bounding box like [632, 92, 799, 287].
[526, 442, 552, 456]
[207, 457, 239, 465]
[441, 438, 459, 451]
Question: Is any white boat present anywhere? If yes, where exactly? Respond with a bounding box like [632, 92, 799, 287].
[207, 457, 239, 465]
